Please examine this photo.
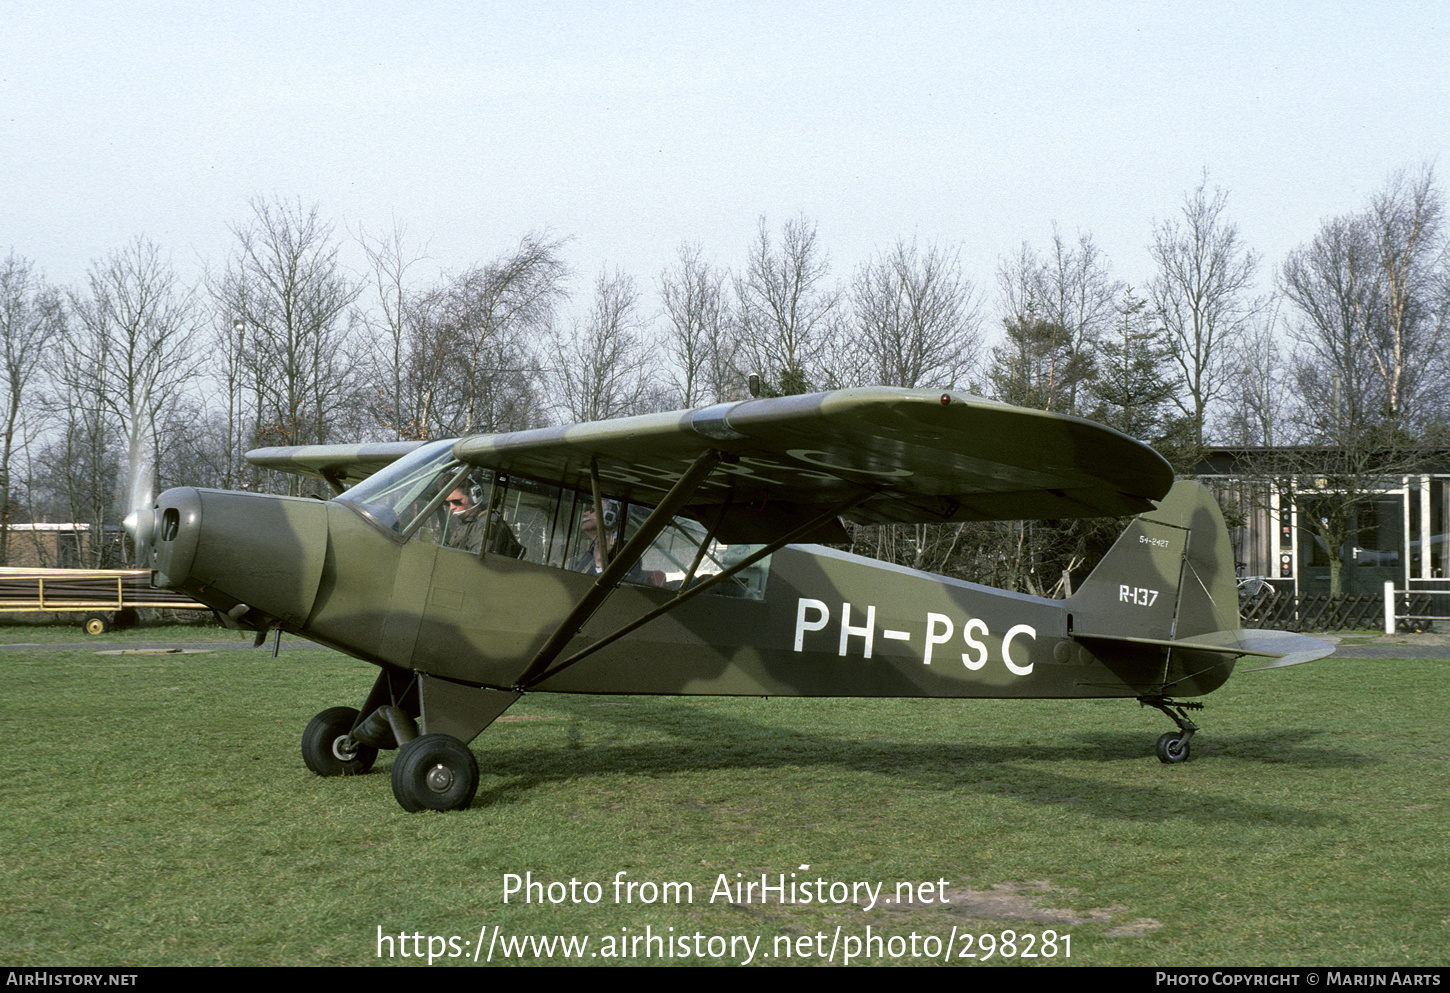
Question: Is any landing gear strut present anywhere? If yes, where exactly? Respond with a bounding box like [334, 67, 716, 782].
[1140, 697, 1202, 764]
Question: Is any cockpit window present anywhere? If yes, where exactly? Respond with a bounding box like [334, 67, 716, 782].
[622, 505, 770, 598]
[338, 443, 769, 598]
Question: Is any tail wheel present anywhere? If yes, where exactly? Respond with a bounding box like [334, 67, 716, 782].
[1156, 732, 1190, 764]
[391, 734, 479, 812]
[302, 707, 378, 776]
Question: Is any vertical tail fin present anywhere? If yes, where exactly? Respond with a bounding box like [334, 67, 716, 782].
[1070, 480, 1239, 642]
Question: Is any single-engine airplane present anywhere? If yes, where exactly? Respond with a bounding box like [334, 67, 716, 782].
[130, 387, 1332, 811]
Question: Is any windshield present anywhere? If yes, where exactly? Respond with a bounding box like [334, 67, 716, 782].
[338, 439, 459, 534]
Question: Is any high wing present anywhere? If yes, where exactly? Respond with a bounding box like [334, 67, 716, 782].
[246, 441, 427, 494]
[453, 387, 1174, 538]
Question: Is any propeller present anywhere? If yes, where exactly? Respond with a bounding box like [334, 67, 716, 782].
[120, 444, 156, 568]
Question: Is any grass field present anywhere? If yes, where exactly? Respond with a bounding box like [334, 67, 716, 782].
[0, 626, 1446, 967]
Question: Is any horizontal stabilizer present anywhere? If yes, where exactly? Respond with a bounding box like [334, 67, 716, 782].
[1233, 629, 1338, 669]
[1077, 628, 1335, 667]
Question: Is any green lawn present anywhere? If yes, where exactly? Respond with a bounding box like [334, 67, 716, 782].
[0, 631, 1445, 966]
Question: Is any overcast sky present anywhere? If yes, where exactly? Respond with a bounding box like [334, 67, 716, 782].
[4, 1, 1446, 328]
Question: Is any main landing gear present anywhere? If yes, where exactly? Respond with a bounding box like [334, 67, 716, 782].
[301, 703, 481, 812]
[390, 735, 480, 813]
[1140, 697, 1202, 764]
[301, 671, 520, 811]
[301, 707, 378, 776]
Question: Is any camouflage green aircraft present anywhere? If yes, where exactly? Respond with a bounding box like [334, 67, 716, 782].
[131, 387, 1332, 812]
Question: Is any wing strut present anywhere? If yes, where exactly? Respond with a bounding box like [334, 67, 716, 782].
[517, 491, 869, 690]
[511, 449, 726, 689]
[680, 493, 734, 592]
[588, 458, 613, 570]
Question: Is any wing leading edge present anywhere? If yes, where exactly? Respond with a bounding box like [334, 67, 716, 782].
[452, 387, 1174, 531]
[246, 441, 427, 493]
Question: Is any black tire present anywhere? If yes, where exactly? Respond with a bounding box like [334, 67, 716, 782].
[391, 734, 479, 812]
[83, 613, 111, 636]
[302, 707, 378, 777]
[1156, 731, 1190, 764]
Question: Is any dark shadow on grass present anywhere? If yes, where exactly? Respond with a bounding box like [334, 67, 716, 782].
[1067, 728, 1379, 768]
[429, 696, 1353, 826]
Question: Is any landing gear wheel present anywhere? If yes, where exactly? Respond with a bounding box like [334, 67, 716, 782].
[302, 707, 378, 776]
[83, 613, 110, 636]
[1156, 731, 1190, 764]
[391, 734, 479, 812]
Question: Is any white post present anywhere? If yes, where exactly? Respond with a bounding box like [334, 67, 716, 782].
[1385, 580, 1396, 634]
[1421, 475, 1433, 579]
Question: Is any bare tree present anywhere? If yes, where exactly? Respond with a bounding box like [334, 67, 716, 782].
[212, 198, 363, 475]
[198, 311, 255, 490]
[994, 229, 1119, 415]
[1219, 300, 1290, 448]
[983, 231, 1121, 597]
[842, 238, 985, 576]
[155, 398, 237, 491]
[67, 238, 199, 550]
[552, 268, 651, 423]
[35, 313, 124, 566]
[1361, 165, 1448, 431]
[659, 242, 738, 407]
[403, 233, 568, 438]
[1281, 165, 1449, 441]
[0, 253, 65, 563]
[1150, 174, 1262, 447]
[32, 398, 122, 566]
[733, 216, 842, 395]
[358, 222, 430, 440]
[848, 237, 983, 389]
[1262, 168, 1450, 596]
[1281, 215, 1380, 441]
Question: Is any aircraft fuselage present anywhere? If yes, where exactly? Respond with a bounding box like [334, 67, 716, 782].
[150, 486, 1224, 707]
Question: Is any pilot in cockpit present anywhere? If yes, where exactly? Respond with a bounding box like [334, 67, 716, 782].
[569, 500, 622, 575]
[445, 479, 523, 558]
[569, 500, 664, 585]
